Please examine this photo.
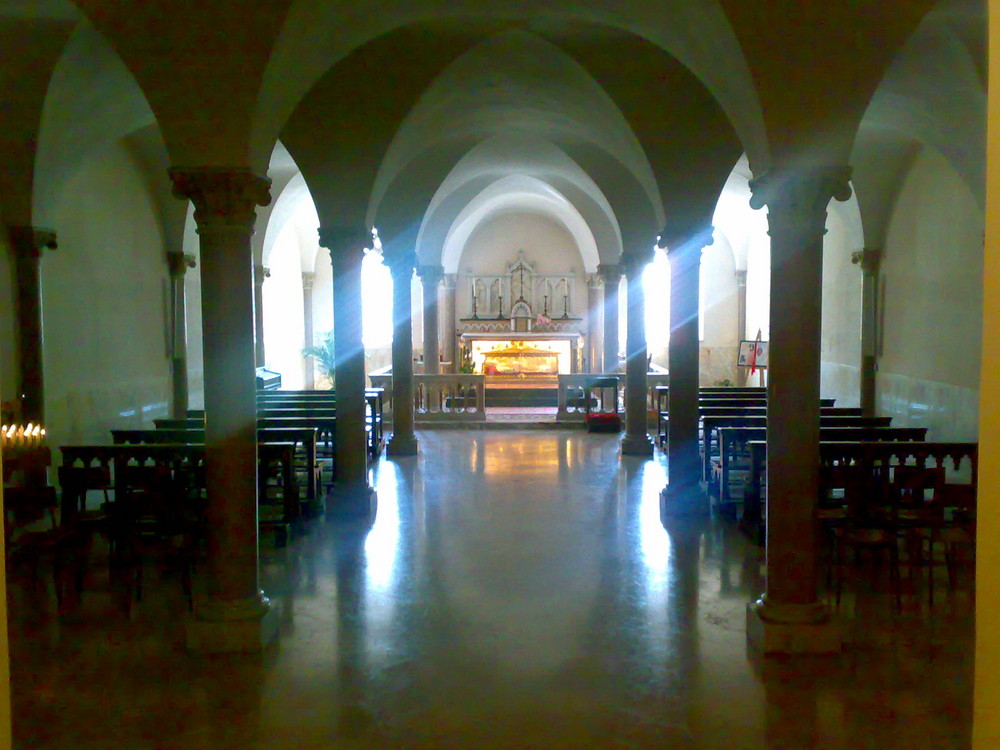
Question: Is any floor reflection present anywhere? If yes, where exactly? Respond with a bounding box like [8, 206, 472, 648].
[9, 430, 972, 749]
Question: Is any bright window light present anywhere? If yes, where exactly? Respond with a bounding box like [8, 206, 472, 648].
[362, 249, 394, 349]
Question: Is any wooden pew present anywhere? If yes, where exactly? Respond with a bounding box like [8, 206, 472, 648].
[111, 427, 321, 509]
[740, 439, 978, 541]
[60, 442, 300, 543]
[715, 425, 928, 504]
[700, 414, 890, 482]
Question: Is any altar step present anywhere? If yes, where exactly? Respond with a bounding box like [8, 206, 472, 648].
[484, 387, 558, 407]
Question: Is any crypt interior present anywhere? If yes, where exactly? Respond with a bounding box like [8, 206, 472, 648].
[0, 0, 998, 748]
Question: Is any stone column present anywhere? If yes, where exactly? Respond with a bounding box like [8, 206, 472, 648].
[598, 263, 622, 373]
[417, 265, 444, 374]
[253, 263, 270, 367]
[441, 274, 457, 374]
[851, 248, 881, 416]
[9, 227, 57, 423]
[587, 273, 602, 373]
[661, 231, 711, 516]
[735, 269, 749, 387]
[745, 165, 853, 654]
[302, 272, 316, 389]
[319, 226, 377, 518]
[169, 167, 275, 652]
[621, 250, 654, 457]
[167, 251, 196, 418]
[384, 250, 418, 456]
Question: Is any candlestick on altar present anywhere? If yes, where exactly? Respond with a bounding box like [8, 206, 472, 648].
[562, 294, 569, 318]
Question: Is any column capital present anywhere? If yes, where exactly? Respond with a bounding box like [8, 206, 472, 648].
[735, 268, 748, 286]
[596, 263, 622, 285]
[9, 226, 57, 258]
[441, 273, 457, 291]
[253, 263, 271, 283]
[416, 264, 445, 285]
[620, 248, 655, 278]
[169, 168, 271, 232]
[382, 249, 417, 280]
[658, 224, 714, 254]
[318, 225, 371, 258]
[167, 251, 197, 278]
[749, 166, 853, 233]
[302, 271, 315, 291]
[850, 247, 881, 274]
[587, 273, 603, 290]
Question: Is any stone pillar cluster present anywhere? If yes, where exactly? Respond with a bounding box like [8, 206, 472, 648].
[587, 273, 603, 373]
[746, 165, 852, 653]
[167, 251, 196, 418]
[597, 263, 621, 373]
[735, 268, 749, 387]
[169, 166, 275, 652]
[9, 226, 57, 423]
[441, 274, 457, 373]
[384, 249, 419, 456]
[417, 264, 443, 374]
[621, 250, 653, 457]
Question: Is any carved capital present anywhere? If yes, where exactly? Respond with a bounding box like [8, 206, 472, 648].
[382, 248, 416, 280]
[9, 226, 57, 259]
[317, 225, 371, 259]
[587, 273, 603, 290]
[441, 273, 457, 291]
[658, 224, 714, 254]
[596, 263, 622, 285]
[851, 248, 881, 274]
[302, 272, 315, 292]
[253, 263, 271, 286]
[749, 166, 853, 236]
[167, 251, 197, 278]
[417, 264, 445, 286]
[620, 248, 655, 278]
[169, 168, 271, 232]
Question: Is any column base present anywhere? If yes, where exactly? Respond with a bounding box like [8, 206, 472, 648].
[746, 597, 841, 655]
[386, 432, 419, 457]
[621, 433, 654, 457]
[328, 481, 378, 522]
[660, 483, 709, 520]
[186, 592, 278, 653]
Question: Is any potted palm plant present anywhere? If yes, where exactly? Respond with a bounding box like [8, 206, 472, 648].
[303, 330, 337, 388]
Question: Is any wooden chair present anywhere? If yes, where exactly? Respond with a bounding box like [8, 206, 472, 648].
[887, 464, 947, 607]
[821, 463, 901, 612]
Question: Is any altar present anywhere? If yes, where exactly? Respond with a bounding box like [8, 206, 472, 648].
[461, 332, 583, 382]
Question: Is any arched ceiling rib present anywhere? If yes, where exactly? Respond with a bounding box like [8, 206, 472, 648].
[435, 175, 600, 274]
[256, 1, 766, 170]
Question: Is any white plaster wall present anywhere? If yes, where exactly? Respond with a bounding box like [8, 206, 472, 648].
[43, 140, 171, 447]
[819, 200, 863, 406]
[263, 223, 306, 390]
[878, 145, 983, 440]
[700, 239, 739, 385]
[0, 235, 16, 405]
[455, 212, 587, 322]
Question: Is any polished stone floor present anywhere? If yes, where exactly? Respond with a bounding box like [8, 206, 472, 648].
[11, 431, 973, 749]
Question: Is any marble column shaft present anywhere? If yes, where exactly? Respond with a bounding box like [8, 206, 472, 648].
[587, 274, 602, 373]
[253, 263, 270, 367]
[9, 227, 56, 424]
[735, 269, 749, 387]
[320, 227, 375, 514]
[385, 251, 418, 456]
[664, 235, 708, 511]
[750, 166, 853, 616]
[167, 251, 196, 418]
[598, 264, 622, 373]
[169, 167, 270, 620]
[302, 272, 316, 390]
[621, 252, 653, 457]
[418, 265, 444, 375]
[852, 248, 881, 416]
[441, 274, 457, 374]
